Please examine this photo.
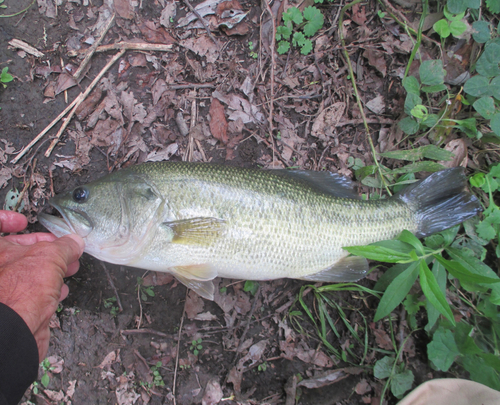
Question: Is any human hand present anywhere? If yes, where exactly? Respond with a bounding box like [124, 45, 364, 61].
[0, 210, 84, 361]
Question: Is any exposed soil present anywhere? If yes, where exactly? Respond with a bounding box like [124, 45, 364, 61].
[0, 0, 461, 404]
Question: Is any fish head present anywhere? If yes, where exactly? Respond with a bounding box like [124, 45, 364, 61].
[39, 173, 165, 263]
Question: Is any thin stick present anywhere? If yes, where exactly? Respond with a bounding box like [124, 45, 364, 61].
[172, 291, 188, 405]
[45, 49, 126, 157]
[101, 263, 123, 312]
[182, 0, 221, 52]
[68, 42, 174, 56]
[11, 97, 80, 164]
[73, 13, 115, 82]
[339, 0, 391, 195]
[263, 0, 277, 161]
[121, 329, 170, 338]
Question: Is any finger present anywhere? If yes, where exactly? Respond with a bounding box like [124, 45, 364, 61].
[52, 234, 85, 268]
[60, 284, 69, 301]
[4, 232, 58, 245]
[66, 260, 80, 277]
[0, 211, 28, 233]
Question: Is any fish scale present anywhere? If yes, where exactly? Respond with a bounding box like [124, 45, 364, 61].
[39, 162, 481, 300]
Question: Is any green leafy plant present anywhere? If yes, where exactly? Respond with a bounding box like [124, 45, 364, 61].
[276, 6, 324, 55]
[136, 277, 155, 302]
[248, 41, 258, 59]
[257, 362, 268, 372]
[375, 354, 414, 399]
[398, 60, 448, 136]
[103, 296, 119, 317]
[190, 338, 203, 356]
[344, 224, 500, 390]
[463, 37, 500, 138]
[291, 283, 380, 363]
[470, 164, 500, 257]
[0, 67, 13, 88]
[243, 280, 259, 296]
[40, 358, 54, 388]
[432, 8, 468, 39]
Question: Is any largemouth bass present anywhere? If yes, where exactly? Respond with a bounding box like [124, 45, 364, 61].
[39, 163, 481, 300]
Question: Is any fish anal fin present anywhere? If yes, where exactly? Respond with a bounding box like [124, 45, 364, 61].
[299, 256, 368, 282]
[163, 217, 225, 245]
[173, 274, 215, 301]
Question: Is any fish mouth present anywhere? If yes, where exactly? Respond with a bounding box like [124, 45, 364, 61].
[39, 201, 94, 238]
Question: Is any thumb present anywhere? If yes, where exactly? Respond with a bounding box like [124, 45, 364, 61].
[52, 234, 85, 268]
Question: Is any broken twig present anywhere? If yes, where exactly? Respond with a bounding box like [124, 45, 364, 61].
[68, 41, 173, 57]
[73, 13, 116, 82]
[44, 49, 126, 157]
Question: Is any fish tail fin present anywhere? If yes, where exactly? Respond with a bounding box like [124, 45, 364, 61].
[394, 168, 482, 238]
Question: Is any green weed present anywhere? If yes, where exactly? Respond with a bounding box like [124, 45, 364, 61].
[103, 296, 119, 317]
[189, 338, 203, 356]
[136, 277, 155, 302]
[0, 67, 13, 88]
[276, 6, 324, 55]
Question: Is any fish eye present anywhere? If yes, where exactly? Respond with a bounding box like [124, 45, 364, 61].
[72, 187, 89, 203]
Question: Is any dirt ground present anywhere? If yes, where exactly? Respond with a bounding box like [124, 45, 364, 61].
[0, 0, 457, 404]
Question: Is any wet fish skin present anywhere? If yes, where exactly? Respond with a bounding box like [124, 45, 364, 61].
[39, 162, 481, 300]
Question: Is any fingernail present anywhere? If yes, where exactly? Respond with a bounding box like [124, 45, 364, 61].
[66, 234, 85, 255]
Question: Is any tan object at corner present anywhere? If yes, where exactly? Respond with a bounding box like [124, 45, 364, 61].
[398, 379, 500, 405]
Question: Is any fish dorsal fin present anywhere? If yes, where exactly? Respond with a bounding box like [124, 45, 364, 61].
[171, 264, 217, 300]
[299, 256, 368, 282]
[277, 170, 360, 199]
[162, 217, 226, 245]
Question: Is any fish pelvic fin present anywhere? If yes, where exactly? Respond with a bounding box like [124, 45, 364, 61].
[394, 168, 482, 237]
[163, 217, 226, 246]
[171, 264, 217, 300]
[299, 256, 368, 282]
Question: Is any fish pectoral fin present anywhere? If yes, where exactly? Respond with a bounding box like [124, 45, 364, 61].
[299, 256, 368, 282]
[172, 265, 217, 300]
[163, 217, 225, 245]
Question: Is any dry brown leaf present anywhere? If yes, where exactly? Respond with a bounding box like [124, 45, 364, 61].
[44, 389, 65, 402]
[298, 369, 350, 389]
[139, 21, 176, 44]
[160, 2, 177, 28]
[212, 90, 265, 124]
[0, 167, 13, 189]
[275, 114, 303, 162]
[180, 36, 220, 63]
[223, 22, 250, 36]
[128, 53, 148, 67]
[194, 311, 218, 321]
[311, 102, 345, 142]
[356, 379, 372, 395]
[202, 379, 223, 405]
[146, 144, 178, 162]
[142, 272, 174, 286]
[98, 350, 120, 369]
[351, 4, 367, 25]
[185, 290, 205, 319]
[363, 48, 387, 77]
[76, 87, 103, 121]
[46, 355, 64, 373]
[373, 328, 393, 350]
[440, 138, 468, 168]
[37, 0, 57, 18]
[114, 0, 135, 19]
[366, 95, 385, 115]
[55, 72, 78, 95]
[209, 98, 228, 144]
